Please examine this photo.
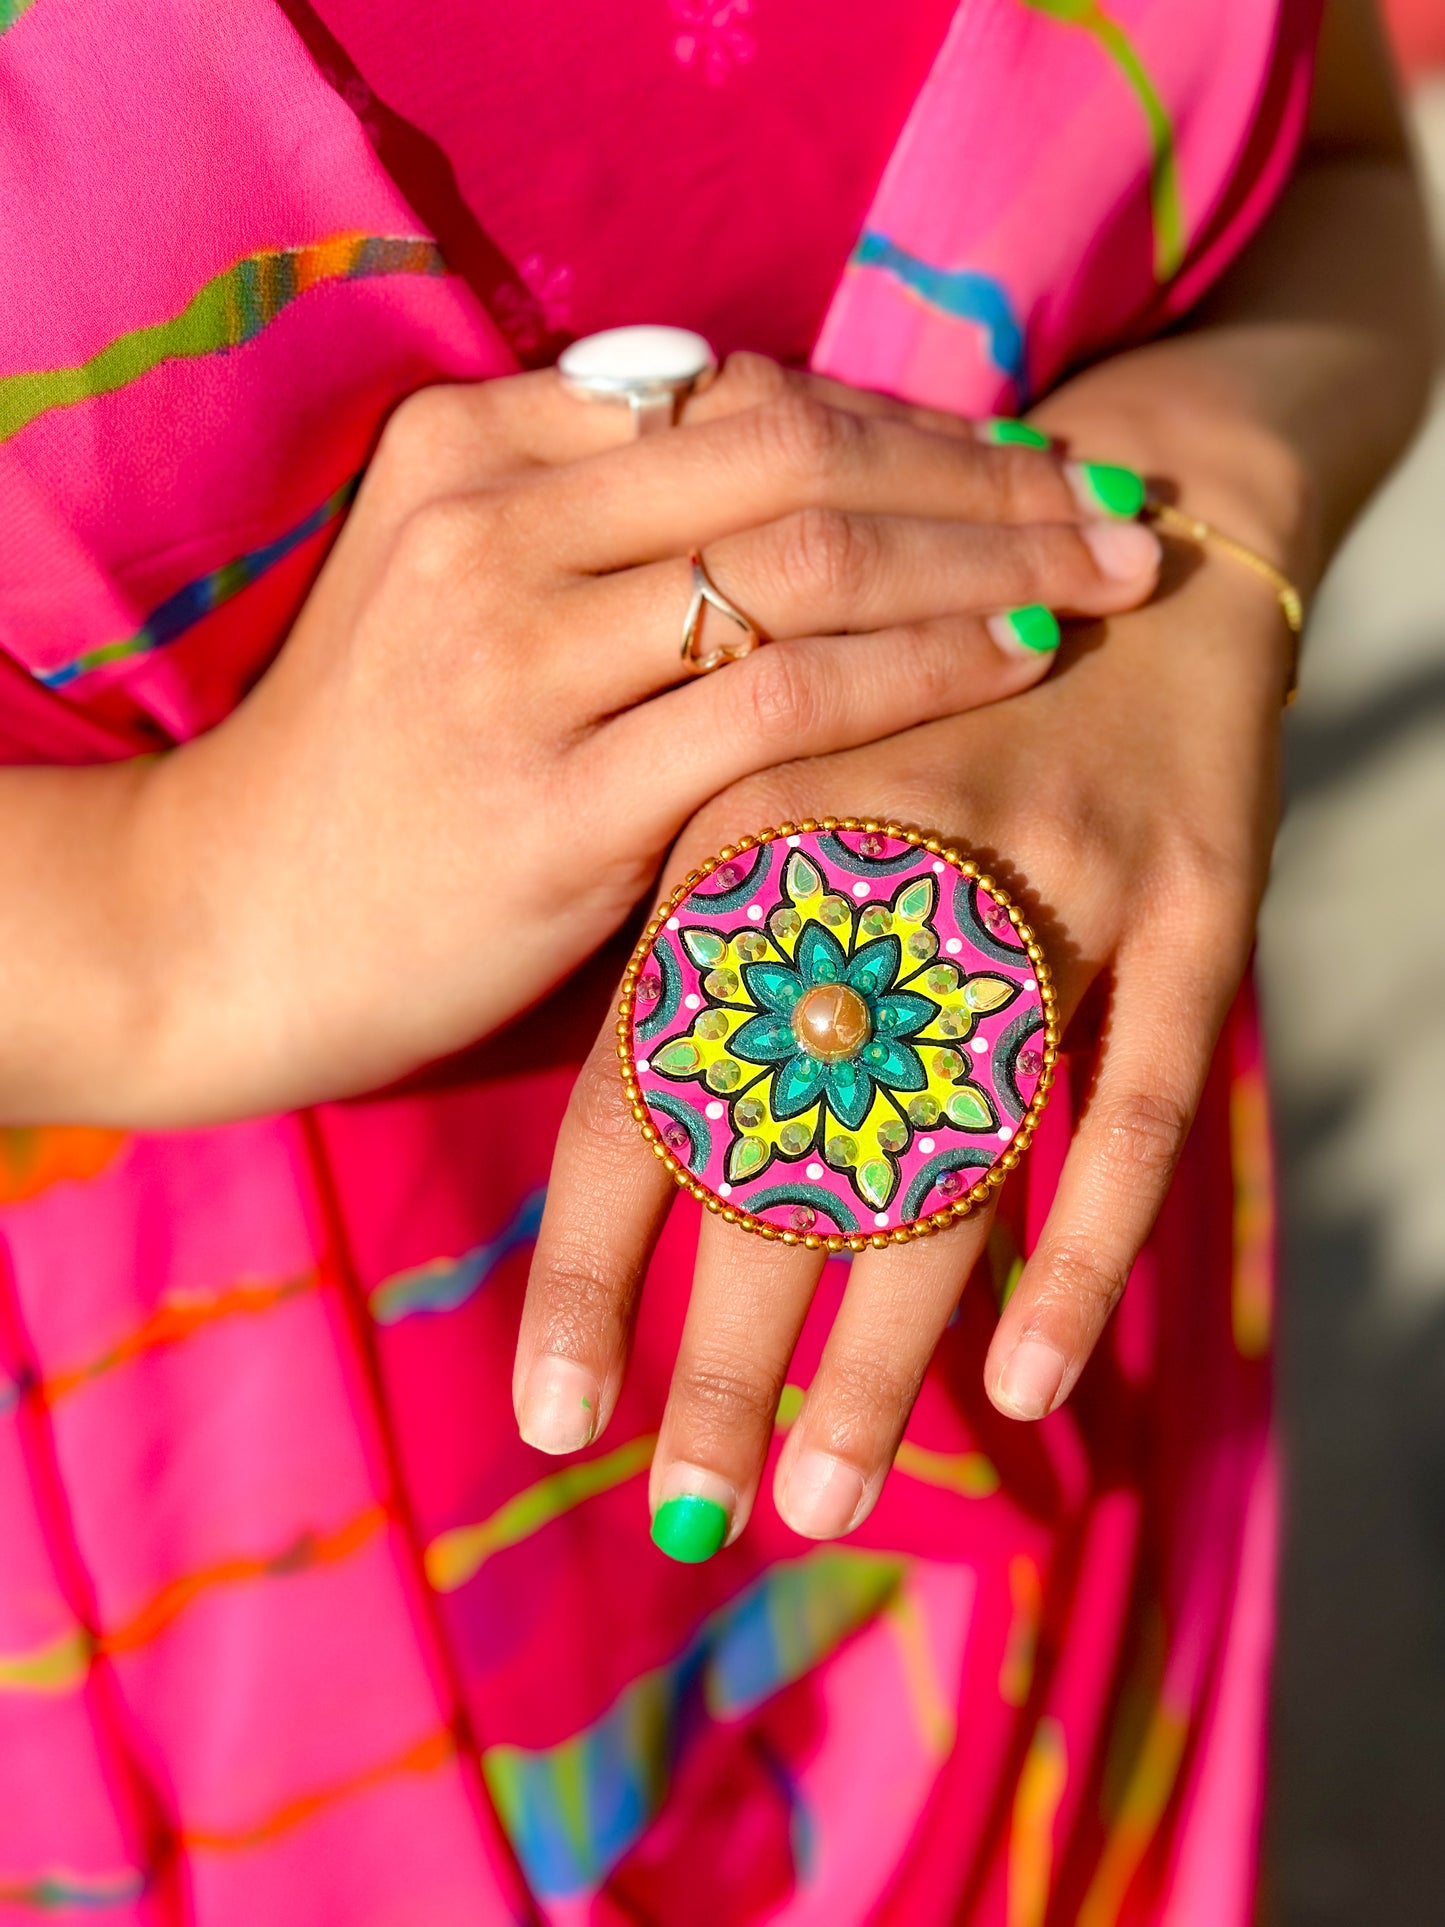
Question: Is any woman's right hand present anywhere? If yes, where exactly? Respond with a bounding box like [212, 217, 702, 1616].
[77, 360, 1160, 1127]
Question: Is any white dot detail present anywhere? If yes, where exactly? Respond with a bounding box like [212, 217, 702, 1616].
[719, 1182, 733, 1197]
[787, 835, 801, 847]
[746, 903, 764, 921]
[806, 1162, 824, 1180]
[684, 993, 701, 1010]
[970, 1036, 989, 1056]
[705, 1101, 725, 1120]
[852, 881, 870, 898]
[636, 1058, 650, 1074]
[919, 1136, 936, 1155]
[945, 937, 963, 955]
[873, 1212, 890, 1229]
[666, 916, 680, 930]
[932, 860, 945, 874]
[997, 1125, 1014, 1143]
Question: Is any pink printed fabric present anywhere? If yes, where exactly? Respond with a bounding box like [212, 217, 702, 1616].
[0, 2, 1313, 1921]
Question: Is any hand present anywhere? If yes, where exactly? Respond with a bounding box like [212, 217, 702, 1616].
[112, 357, 1158, 1127]
[514, 551, 1287, 1552]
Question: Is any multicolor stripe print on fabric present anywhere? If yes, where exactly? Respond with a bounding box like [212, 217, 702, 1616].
[36, 475, 361, 690]
[0, 236, 445, 444]
[0, 0, 1303, 1917]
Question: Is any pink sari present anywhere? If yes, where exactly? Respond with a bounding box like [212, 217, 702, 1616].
[0, 3, 1313, 1920]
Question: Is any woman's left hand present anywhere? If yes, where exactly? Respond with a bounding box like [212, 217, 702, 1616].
[512, 544, 1290, 1547]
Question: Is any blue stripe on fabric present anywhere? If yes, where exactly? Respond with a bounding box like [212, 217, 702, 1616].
[851, 232, 1027, 390]
[38, 473, 361, 691]
[369, 1187, 548, 1325]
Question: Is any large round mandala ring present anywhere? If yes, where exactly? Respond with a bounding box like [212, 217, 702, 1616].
[620, 820, 1059, 1251]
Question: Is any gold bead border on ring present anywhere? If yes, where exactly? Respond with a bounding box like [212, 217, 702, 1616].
[616, 817, 1061, 1254]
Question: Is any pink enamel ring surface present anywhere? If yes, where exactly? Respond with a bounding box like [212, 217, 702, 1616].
[619, 820, 1059, 1251]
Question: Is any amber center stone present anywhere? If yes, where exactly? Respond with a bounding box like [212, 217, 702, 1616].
[791, 982, 873, 1063]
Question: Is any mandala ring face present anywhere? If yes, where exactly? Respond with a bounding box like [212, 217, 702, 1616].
[620, 823, 1059, 1251]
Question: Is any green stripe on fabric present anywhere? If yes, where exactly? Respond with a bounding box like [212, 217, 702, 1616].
[1020, 0, 1185, 281]
[0, 234, 446, 444]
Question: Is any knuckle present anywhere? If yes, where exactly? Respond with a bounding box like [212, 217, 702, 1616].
[569, 1043, 642, 1151]
[377, 382, 453, 457]
[1040, 1239, 1131, 1324]
[782, 505, 875, 604]
[732, 642, 828, 745]
[714, 350, 789, 409]
[531, 1248, 628, 1351]
[672, 1355, 781, 1439]
[817, 1351, 923, 1443]
[392, 496, 474, 588]
[756, 392, 859, 482]
[1093, 1089, 1191, 1183]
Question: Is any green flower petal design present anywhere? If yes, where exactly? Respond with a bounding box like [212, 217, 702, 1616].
[772, 1052, 826, 1119]
[796, 921, 847, 988]
[945, 1083, 1000, 1133]
[845, 934, 901, 997]
[871, 991, 934, 1038]
[681, 928, 727, 969]
[730, 1014, 799, 1064]
[894, 876, 936, 924]
[858, 1156, 898, 1209]
[742, 960, 805, 1015]
[822, 1058, 873, 1129]
[858, 1037, 927, 1093]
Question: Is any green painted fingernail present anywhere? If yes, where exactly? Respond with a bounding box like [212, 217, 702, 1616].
[651, 1494, 729, 1563]
[1068, 460, 1146, 519]
[980, 417, 1052, 449]
[988, 605, 1060, 655]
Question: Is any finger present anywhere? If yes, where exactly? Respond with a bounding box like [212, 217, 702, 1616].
[648, 1218, 824, 1560]
[568, 512, 1159, 711]
[595, 612, 1066, 833]
[526, 399, 1140, 572]
[451, 353, 998, 472]
[680, 352, 985, 443]
[983, 928, 1239, 1421]
[772, 1211, 993, 1537]
[514, 1018, 675, 1452]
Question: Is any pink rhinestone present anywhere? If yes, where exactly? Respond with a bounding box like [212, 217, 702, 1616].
[858, 835, 886, 858]
[635, 974, 660, 1005]
[788, 1205, 817, 1233]
[714, 864, 740, 889]
[937, 1172, 964, 1198]
[984, 903, 1011, 936]
[662, 1124, 691, 1153]
[1018, 1048, 1043, 1077]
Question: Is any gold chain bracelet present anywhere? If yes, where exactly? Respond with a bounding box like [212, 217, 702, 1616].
[1144, 499, 1305, 706]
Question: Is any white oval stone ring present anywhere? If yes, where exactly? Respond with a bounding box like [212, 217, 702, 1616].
[557, 324, 718, 435]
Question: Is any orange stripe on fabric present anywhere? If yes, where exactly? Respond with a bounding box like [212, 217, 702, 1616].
[182, 1726, 455, 1851]
[1, 1505, 386, 1693]
[98, 1503, 388, 1657]
[40, 1270, 318, 1405]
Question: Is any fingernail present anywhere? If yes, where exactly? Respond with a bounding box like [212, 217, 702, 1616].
[651, 1464, 735, 1562]
[518, 1354, 599, 1454]
[777, 1450, 866, 1538]
[1067, 459, 1147, 519]
[994, 1338, 1067, 1420]
[980, 417, 1052, 450]
[1081, 518, 1162, 582]
[987, 605, 1061, 656]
